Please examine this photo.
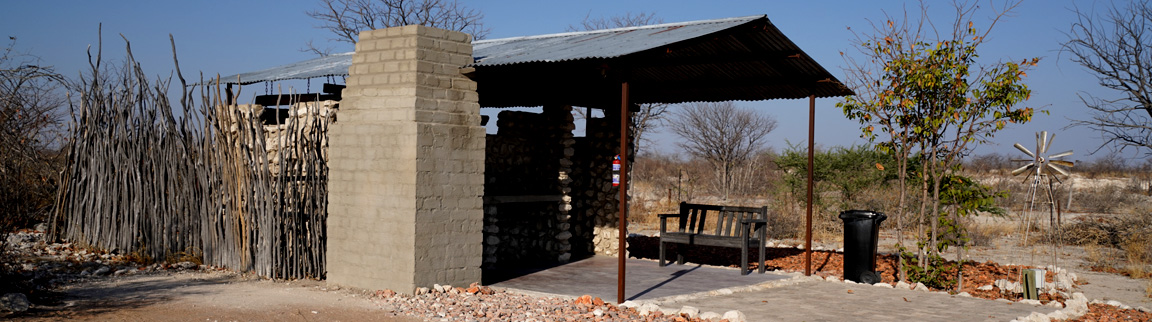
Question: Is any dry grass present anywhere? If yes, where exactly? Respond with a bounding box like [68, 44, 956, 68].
[1122, 234, 1152, 279]
[1083, 244, 1122, 270]
[966, 220, 1014, 247]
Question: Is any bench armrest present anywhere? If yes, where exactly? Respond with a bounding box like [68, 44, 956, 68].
[658, 213, 683, 233]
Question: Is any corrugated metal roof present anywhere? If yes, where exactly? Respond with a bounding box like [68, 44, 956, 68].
[211, 14, 853, 104]
[214, 52, 353, 85]
[470, 15, 763, 66]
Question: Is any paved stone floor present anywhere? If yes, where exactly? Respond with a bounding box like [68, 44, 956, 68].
[490, 256, 1058, 321]
[489, 255, 789, 301]
[661, 280, 1057, 322]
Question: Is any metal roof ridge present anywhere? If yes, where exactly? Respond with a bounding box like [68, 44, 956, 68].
[472, 14, 766, 45]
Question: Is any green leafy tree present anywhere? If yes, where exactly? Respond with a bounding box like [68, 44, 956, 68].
[838, 1, 1038, 286]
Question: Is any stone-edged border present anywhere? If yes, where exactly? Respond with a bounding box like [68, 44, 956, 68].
[1012, 295, 1152, 322]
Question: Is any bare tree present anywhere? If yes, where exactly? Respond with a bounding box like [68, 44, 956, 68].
[568, 12, 668, 154]
[1064, 1, 1152, 155]
[667, 102, 777, 199]
[305, 0, 490, 55]
[0, 36, 65, 230]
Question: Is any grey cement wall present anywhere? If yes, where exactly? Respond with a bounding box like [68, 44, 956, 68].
[326, 25, 484, 293]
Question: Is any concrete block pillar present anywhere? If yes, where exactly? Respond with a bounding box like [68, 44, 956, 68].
[326, 25, 483, 293]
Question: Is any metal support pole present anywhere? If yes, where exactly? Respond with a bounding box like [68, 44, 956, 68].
[805, 95, 815, 276]
[617, 81, 630, 304]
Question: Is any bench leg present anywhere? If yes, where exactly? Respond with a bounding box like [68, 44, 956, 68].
[741, 234, 750, 275]
[758, 226, 767, 274]
[659, 241, 667, 267]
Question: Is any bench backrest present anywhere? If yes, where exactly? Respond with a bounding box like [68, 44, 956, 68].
[675, 202, 767, 237]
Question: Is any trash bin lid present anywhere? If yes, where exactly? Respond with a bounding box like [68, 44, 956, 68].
[838, 210, 887, 221]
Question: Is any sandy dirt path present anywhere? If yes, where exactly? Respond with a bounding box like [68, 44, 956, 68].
[10, 271, 420, 322]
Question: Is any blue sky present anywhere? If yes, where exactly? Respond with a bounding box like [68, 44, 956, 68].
[2, 0, 1136, 163]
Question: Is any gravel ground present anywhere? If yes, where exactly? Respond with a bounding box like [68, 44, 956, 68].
[3, 227, 1150, 321]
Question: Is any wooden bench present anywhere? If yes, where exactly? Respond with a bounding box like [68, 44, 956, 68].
[658, 202, 768, 275]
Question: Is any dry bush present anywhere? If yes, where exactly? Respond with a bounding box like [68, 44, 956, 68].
[1064, 207, 1152, 277]
[965, 153, 1011, 175]
[1083, 244, 1122, 270]
[1075, 184, 1142, 213]
[965, 220, 1014, 247]
[1123, 233, 1152, 278]
[1078, 153, 1130, 179]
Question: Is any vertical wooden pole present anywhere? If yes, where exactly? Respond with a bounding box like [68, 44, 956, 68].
[618, 81, 630, 304]
[805, 95, 815, 276]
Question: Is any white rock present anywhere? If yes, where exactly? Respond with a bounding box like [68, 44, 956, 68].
[1104, 300, 1130, 310]
[1017, 311, 1050, 322]
[93, 266, 111, 276]
[1046, 301, 1064, 308]
[977, 284, 994, 291]
[722, 310, 746, 322]
[895, 281, 911, 290]
[1063, 293, 1089, 316]
[433, 284, 445, 293]
[824, 276, 839, 282]
[700, 312, 723, 320]
[592, 309, 604, 317]
[957, 292, 972, 297]
[659, 307, 680, 315]
[873, 283, 893, 288]
[1046, 310, 1069, 320]
[1020, 299, 1042, 306]
[0, 293, 30, 313]
[638, 303, 660, 316]
[113, 268, 133, 276]
[678, 306, 700, 318]
[913, 282, 930, 292]
[618, 300, 639, 308]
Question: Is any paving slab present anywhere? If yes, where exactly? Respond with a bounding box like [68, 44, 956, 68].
[490, 256, 1061, 321]
[488, 256, 789, 301]
[653, 279, 1059, 322]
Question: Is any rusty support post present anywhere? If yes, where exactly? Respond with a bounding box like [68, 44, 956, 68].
[617, 81, 630, 304]
[805, 95, 815, 276]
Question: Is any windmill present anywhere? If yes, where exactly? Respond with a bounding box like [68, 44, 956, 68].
[1011, 131, 1074, 267]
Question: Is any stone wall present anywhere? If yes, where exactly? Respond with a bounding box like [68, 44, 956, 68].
[569, 110, 634, 258]
[481, 105, 635, 264]
[327, 25, 483, 293]
[482, 106, 575, 268]
[261, 100, 338, 174]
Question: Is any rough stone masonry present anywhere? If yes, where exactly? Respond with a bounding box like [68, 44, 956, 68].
[326, 25, 484, 293]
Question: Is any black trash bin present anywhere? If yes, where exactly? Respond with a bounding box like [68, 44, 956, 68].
[839, 210, 887, 284]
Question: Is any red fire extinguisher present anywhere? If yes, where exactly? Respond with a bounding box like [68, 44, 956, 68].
[612, 155, 621, 187]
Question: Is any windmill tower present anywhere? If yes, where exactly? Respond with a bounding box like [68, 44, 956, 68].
[1011, 131, 1074, 266]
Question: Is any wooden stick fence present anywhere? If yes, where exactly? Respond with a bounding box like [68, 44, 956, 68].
[51, 34, 330, 279]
